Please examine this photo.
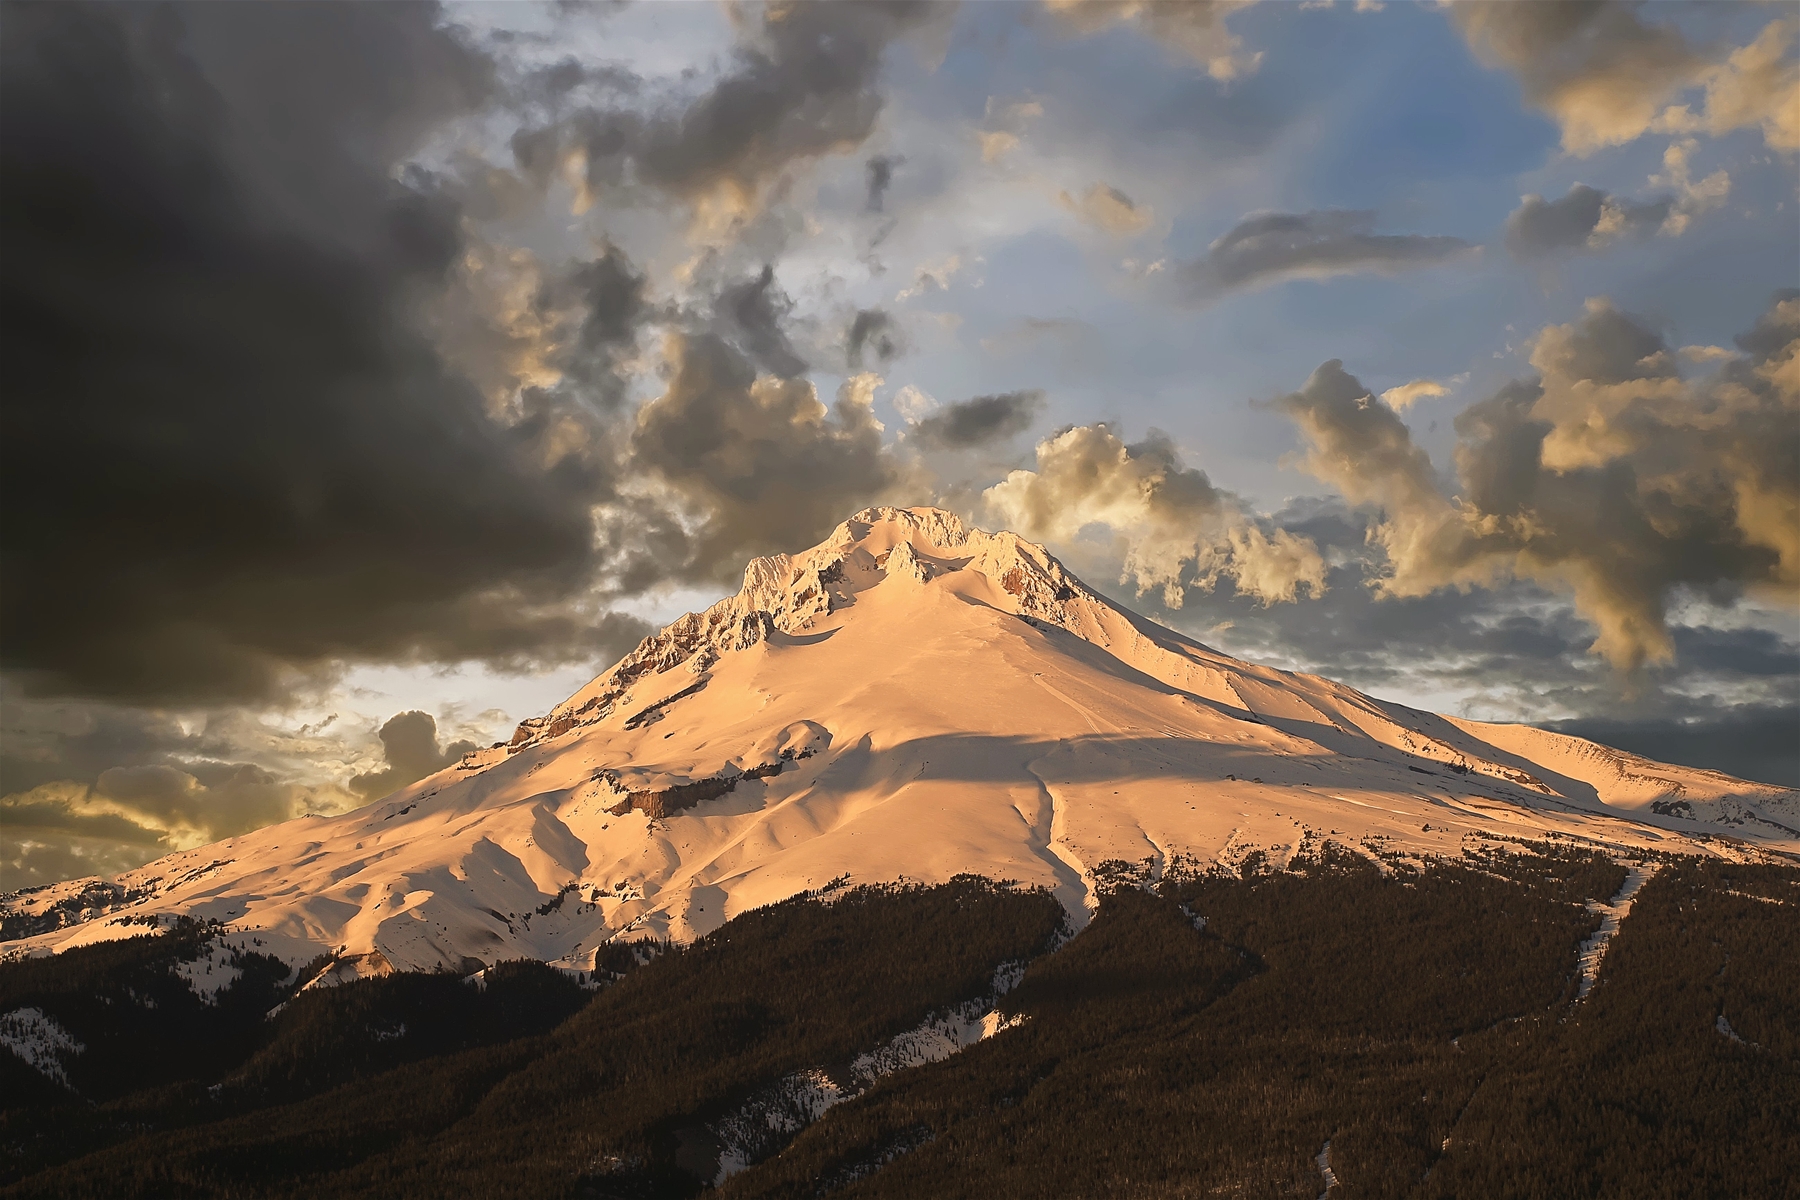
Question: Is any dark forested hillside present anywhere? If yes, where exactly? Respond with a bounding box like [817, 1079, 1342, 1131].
[3, 853, 1795, 1199]
[1, 878, 1065, 1197]
[727, 849, 1798, 1200]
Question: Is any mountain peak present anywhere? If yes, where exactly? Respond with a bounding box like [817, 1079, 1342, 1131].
[7, 506, 1795, 979]
[529, 506, 1099, 747]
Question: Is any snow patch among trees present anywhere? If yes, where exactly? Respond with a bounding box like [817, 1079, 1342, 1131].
[710, 979, 1029, 1184]
[0, 1007, 84, 1087]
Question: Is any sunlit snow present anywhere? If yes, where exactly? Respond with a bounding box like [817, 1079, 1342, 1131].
[5, 509, 1794, 982]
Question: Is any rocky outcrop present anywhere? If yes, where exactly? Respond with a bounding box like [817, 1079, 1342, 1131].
[1, 881, 154, 942]
[622, 678, 710, 732]
[606, 754, 808, 820]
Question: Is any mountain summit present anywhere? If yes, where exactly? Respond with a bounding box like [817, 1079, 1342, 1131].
[8, 507, 1795, 975]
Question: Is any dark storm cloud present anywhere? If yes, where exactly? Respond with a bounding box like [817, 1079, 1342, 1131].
[615, 334, 904, 588]
[1544, 707, 1799, 790]
[509, 53, 641, 106]
[2, 695, 199, 801]
[0, 3, 651, 705]
[349, 711, 478, 801]
[0, 717, 351, 885]
[335, 599, 653, 678]
[865, 154, 904, 212]
[511, 2, 947, 210]
[94, 763, 303, 840]
[0, 677, 573, 886]
[435, 238, 652, 416]
[713, 265, 809, 378]
[1178, 211, 1476, 301]
[557, 243, 650, 396]
[1668, 625, 1800, 681]
[1504, 184, 1671, 260]
[847, 308, 904, 369]
[0, 755, 341, 889]
[0, 800, 167, 851]
[911, 391, 1047, 449]
[479, 0, 949, 526]
[0, 682, 364, 812]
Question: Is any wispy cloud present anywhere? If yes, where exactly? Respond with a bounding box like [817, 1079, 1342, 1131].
[1177, 210, 1476, 301]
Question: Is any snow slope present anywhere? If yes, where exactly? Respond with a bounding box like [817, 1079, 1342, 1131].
[6, 507, 1795, 976]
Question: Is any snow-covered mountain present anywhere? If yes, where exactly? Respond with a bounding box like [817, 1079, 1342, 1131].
[6, 507, 1795, 977]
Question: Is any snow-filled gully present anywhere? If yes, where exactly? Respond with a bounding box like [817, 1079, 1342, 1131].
[1315, 1139, 1340, 1198]
[1574, 864, 1659, 1002]
[1021, 674, 1106, 924]
[1028, 768, 1096, 929]
[702, 961, 1031, 1186]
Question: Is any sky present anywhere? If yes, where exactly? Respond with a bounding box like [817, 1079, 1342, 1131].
[2, 0, 1797, 889]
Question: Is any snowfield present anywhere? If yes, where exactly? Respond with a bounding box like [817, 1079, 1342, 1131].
[5, 507, 1796, 978]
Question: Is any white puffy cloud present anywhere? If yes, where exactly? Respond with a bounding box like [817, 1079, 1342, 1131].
[1451, 3, 1799, 154]
[984, 424, 1326, 607]
[892, 384, 940, 424]
[1379, 379, 1452, 411]
[1274, 293, 1800, 669]
[1646, 139, 1730, 238]
[616, 333, 912, 588]
[1653, 18, 1800, 153]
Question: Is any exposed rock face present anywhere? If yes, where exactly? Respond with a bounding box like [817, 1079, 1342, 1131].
[622, 679, 710, 732]
[606, 754, 808, 820]
[881, 539, 932, 584]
